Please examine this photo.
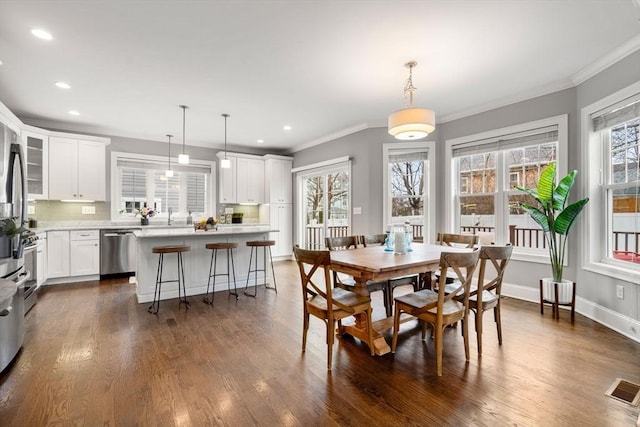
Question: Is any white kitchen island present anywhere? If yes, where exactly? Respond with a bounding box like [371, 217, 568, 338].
[133, 226, 279, 304]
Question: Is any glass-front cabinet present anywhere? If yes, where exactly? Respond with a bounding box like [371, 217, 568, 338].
[22, 130, 49, 200]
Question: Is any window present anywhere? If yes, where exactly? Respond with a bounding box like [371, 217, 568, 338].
[383, 141, 436, 244]
[446, 115, 568, 260]
[111, 152, 215, 220]
[585, 86, 640, 278]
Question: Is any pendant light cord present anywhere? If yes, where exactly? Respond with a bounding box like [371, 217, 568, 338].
[222, 113, 229, 159]
[167, 134, 172, 169]
[181, 105, 187, 154]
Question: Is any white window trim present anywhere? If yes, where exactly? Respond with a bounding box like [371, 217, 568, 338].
[383, 140, 436, 244]
[445, 114, 568, 264]
[581, 80, 640, 283]
[110, 151, 216, 222]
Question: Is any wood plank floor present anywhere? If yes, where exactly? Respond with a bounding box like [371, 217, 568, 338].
[1, 260, 639, 426]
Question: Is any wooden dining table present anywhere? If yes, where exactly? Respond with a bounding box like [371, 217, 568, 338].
[329, 243, 470, 356]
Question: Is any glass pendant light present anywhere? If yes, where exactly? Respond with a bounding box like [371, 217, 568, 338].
[220, 113, 231, 169]
[178, 105, 189, 164]
[165, 134, 174, 177]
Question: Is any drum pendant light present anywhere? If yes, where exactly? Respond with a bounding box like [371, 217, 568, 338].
[178, 105, 189, 164]
[388, 61, 435, 140]
[165, 134, 174, 177]
[220, 113, 231, 169]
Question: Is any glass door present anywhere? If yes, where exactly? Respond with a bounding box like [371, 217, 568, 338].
[301, 167, 350, 249]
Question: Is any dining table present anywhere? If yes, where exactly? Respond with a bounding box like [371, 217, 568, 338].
[329, 242, 470, 356]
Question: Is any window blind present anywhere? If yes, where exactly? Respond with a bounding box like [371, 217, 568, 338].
[592, 94, 640, 131]
[452, 126, 558, 157]
[186, 174, 206, 212]
[388, 148, 429, 164]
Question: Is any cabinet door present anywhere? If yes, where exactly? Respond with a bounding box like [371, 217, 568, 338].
[270, 203, 292, 257]
[237, 158, 264, 203]
[47, 231, 70, 278]
[22, 130, 49, 200]
[36, 245, 45, 286]
[266, 159, 292, 203]
[77, 140, 106, 200]
[70, 239, 100, 276]
[48, 137, 79, 200]
[219, 156, 237, 203]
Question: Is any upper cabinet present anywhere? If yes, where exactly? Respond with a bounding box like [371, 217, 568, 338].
[264, 157, 293, 204]
[22, 130, 49, 200]
[217, 153, 264, 204]
[49, 136, 109, 201]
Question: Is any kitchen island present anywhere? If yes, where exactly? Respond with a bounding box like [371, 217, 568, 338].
[133, 225, 279, 303]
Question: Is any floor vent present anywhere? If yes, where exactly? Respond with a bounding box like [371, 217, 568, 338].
[605, 378, 640, 406]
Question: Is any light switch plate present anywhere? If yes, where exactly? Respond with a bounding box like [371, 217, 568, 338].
[27, 205, 35, 215]
[82, 206, 96, 215]
[353, 207, 362, 215]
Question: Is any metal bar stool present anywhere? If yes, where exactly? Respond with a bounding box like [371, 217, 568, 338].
[244, 240, 277, 297]
[148, 244, 191, 314]
[204, 242, 239, 304]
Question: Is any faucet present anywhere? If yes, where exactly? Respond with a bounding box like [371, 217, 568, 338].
[168, 207, 173, 226]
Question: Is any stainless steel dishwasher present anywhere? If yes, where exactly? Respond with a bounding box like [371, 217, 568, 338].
[100, 229, 138, 276]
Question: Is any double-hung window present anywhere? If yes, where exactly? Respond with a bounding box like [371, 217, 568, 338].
[111, 152, 215, 221]
[584, 85, 640, 279]
[446, 115, 567, 259]
[383, 141, 435, 243]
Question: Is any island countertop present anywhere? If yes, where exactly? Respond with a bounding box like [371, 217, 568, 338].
[133, 225, 277, 238]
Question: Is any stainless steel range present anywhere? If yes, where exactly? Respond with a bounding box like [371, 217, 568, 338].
[0, 120, 28, 373]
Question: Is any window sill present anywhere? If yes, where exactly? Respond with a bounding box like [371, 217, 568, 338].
[584, 260, 640, 284]
[511, 249, 553, 265]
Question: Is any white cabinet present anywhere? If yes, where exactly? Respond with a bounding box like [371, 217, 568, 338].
[263, 203, 292, 258]
[217, 153, 264, 204]
[70, 230, 100, 276]
[36, 233, 47, 287]
[219, 156, 237, 203]
[236, 157, 264, 203]
[47, 230, 99, 280]
[49, 136, 107, 201]
[22, 130, 49, 200]
[47, 231, 70, 279]
[265, 157, 292, 203]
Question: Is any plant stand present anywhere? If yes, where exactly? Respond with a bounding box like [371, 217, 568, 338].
[539, 278, 576, 322]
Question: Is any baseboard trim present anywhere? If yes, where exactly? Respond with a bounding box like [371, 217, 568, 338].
[502, 282, 640, 344]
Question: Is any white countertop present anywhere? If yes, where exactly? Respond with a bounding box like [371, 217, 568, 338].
[133, 225, 278, 238]
[30, 221, 270, 232]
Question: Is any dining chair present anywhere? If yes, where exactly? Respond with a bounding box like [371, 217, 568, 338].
[324, 236, 389, 312]
[361, 234, 419, 317]
[427, 233, 480, 288]
[391, 250, 480, 376]
[463, 245, 513, 356]
[293, 246, 375, 370]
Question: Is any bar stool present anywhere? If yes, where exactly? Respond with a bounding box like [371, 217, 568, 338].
[203, 242, 239, 304]
[148, 244, 191, 314]
[244, 240, 277, 297]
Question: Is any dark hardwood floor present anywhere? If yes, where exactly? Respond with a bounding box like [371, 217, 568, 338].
[1, 260, 639, 426]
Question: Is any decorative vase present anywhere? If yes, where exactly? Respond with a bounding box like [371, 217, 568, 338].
[541, 278, 574, 304]
[141, 217, 149, 226]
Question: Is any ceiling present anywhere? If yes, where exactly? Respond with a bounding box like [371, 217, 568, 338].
[0, 1, 639, 153]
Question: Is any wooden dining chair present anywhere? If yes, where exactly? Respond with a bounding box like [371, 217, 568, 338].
[324, 236, 389, 313]
[427, 233, 480, 288]
[361, 234, 419, 317]
[293, 246, 374, 370]
[391, 250, 480, 376]
[451, 245, 513, 356]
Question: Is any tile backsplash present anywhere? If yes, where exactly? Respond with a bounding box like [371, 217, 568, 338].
[28, 201, 110, 222]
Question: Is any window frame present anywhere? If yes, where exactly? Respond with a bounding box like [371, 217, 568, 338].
[110, 151, 216, 222]
[383, 140, 436, 244]
[445, 115, 568, 264]
[582, 81, 640, 282]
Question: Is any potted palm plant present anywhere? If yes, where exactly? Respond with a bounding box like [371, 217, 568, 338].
[515, 161, 589, 304]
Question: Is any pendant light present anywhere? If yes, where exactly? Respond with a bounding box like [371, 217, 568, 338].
[220, 113, 231, 169]
[165, 134, 174, 177]
[388, 61, 435, 140]
[178, 105, 190, 164]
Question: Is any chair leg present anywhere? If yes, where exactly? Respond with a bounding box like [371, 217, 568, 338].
[178, 252, 190, 309]
[302, 311, 309, 352]
[539, 279, 544, 315]
[327, 319, 335, 370]
[148, 253, 164, 314]
[228, 248, 239, 299]
[266, 246, 277, 292]
[391, 306, 401, 353]
[495, 303, 503, 345]
[475, 308, 483, 356]
[462, 314, 470, 362]
[383, 285, 392, 318]
[204, 249, 216, 305]
[244, 247, 257, 297]
[435, 324, 444, 376]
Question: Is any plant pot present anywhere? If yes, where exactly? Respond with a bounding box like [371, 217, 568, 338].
[541, 278, 574, 304]
[141, 218, 149, 226]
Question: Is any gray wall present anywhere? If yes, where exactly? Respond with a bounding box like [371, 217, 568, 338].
[292, 50, 640, 321]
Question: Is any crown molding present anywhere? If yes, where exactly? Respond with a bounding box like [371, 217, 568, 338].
[571, 34, 640, 85]
[291, 122, 370, 153]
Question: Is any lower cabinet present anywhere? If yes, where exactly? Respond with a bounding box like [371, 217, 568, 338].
[47, 230, 100, 280]
[264, 203, 292, 258]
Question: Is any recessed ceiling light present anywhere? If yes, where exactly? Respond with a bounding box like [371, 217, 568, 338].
[283, 125, 292, 131]
[0, 59, 3, 66]
[68, 110, 80, 116]
[55, 81, 71, 89]
[31, 28, 52, 40]
[257, 139, 264, 144]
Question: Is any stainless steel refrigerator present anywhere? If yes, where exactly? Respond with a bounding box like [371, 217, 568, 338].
[0, 120, 28, 373]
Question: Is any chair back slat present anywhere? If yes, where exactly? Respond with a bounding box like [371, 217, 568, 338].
[325, 235, 360, 251]
[362, 234, 387, 246]
[474, 245, 513, 304]
[437, 233, 478, 248]
[436, 251, 480, 319]
[294, 246, 334, 304]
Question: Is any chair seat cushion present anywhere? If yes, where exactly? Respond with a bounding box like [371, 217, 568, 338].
[308, 287, 371, 313]
[395, 289, 464, 315]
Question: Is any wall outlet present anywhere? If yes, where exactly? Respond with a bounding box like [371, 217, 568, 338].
[616, 285, 624, 299]
[27, 205, 35, 215]
[81, 206, 96, 215]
